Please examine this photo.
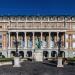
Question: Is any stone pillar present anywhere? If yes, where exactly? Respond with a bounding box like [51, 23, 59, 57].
[41, 32, 43, 49]
[57, 32, 59, 49]
[3, 32, 7, 50]
[48, 51, 51, 58]
[65, 33, 68, 49]
[70, 34, 72, 49]
[24, 32, 27, 49]
[8, 32, 10, 49]
[57, 32, 59, 41]
[33, 32, 35, 49]
[8, 50, 11, 58]
[16, 32, 18, 40]
[64, 32, 65, 47]
[49, 32, 50, 49]
[68, 34, 70, 49]
[24, 50, 27, 58]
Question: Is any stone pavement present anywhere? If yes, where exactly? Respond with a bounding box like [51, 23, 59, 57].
[0, 61, 75, 75]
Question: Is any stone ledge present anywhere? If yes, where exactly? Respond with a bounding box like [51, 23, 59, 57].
[0, 61, 12, 66]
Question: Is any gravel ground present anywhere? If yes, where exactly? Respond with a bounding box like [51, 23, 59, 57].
[0, 61, 75, 75]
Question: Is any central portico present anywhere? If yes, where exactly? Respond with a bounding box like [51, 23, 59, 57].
[7, 30, 66, 59]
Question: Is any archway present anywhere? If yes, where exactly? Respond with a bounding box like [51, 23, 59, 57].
[11, 51, 15, 57]
[51, 51, 57, 58]
[60, 51, 65, 58]
[43, 51, 49, 60]
[19, 51, 24, 58]
[27, 51, 32, 57]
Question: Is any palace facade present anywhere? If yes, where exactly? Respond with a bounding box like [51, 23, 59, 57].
[0, 16, 75, 58]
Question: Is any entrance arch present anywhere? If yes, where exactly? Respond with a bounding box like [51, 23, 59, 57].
[19, 51, 24, 58]
[60, 51, 65, 58]
[11, 51, 15, 57]
[27, 51, 32, 57]
[43, 51, 49, 60]
[51, 51, 57, 58]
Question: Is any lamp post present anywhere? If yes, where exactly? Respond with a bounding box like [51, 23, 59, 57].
[58, 38, 61, 57]
[13, 32, 21, 67]
[14, 33, 19, 57]
[57, 37, 63, 67]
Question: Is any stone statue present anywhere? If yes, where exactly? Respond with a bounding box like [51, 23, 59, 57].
[35, 37, 41, 49]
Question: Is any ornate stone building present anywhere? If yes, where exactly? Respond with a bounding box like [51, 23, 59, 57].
[0, 16, 75, 58]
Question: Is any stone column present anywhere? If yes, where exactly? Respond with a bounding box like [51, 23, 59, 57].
[41, 32, 43, 49]
[57, 32, 59, 41]
[48, 51, 51, 58]
[8, 50, 11, 58]
[3, 32, 6, 50]
[57, 32, 60, 49]
[49, 32, 50, 49]
[8, 32, 10, 49]
[33, 32, 35, 49]
[16, 32, 18, 40]
[65, 33, 68, 49]
[63, 32, 65, 47]
[68, 34, 70, 49]
[70, 34, 72, 49]
[24, 32, 27, 49]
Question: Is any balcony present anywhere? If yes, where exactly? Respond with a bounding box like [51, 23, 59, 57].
[7, 22, 69, 30]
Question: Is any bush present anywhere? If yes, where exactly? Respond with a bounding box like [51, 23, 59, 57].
[68, 58, 75, 61]
[0, 55, 5, 58]
[0, 58, 13, 62]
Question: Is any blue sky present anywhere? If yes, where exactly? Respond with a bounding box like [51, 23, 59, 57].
[0, 0, 75, 15]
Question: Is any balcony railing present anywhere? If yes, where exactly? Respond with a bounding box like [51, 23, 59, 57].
[8, 24, 68, 30]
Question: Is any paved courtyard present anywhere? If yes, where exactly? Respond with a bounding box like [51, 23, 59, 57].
[0, 61, 75, 75]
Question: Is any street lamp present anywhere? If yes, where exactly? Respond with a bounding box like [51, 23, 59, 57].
[58, 38, 61, 57]
[13, 32, 21, 67]
[57, 36, 63, 67]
